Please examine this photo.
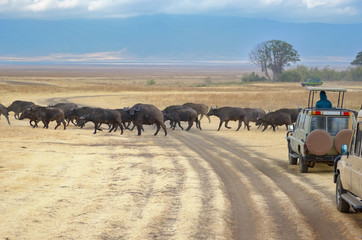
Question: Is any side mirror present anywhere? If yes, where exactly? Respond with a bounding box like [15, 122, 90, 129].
[341, 144, 348, 155]
[289, 124, 294, 131]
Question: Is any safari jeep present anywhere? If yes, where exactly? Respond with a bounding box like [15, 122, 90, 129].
[334, 110, 362, 213]
[286, 87, 356, 173]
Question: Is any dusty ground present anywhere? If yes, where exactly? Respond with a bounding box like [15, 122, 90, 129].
[0, 66, 361, 240]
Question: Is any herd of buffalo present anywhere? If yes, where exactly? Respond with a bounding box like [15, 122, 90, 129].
[0, 100, 299, 136]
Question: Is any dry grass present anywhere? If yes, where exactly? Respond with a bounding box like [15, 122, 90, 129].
[1, 72, 361, 111]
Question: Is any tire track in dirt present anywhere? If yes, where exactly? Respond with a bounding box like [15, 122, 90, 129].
[173, 130, 310, 240]
[170, 130, 359, 240]
[170, 131, 259, 240]
[168, 137, 232, 239]
[179, 130, 360, 240]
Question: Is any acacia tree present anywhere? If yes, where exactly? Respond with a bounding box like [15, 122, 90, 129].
[351, 51, 362, 65]
[249, 40, 300, 82]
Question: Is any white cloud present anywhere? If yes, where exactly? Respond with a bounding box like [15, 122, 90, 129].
[24, 0, 54, 12]
[0, 0, 9, 6]
[260, 0, 283, 5]
[58, 0, 79, 9]
[302, 0, 353, 9]
[0, 0, 360, 23]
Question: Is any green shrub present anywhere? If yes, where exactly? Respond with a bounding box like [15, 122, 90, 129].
[242, 72, 267, 82]
[277, 70, 302, 82]
[348, 66, 362, 81]
[147, 79, 156, 85]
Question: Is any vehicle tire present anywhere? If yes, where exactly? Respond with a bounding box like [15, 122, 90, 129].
[335, 129, 353, 154]
[306, 129, 332, 156]
[299, 156, 308, 173]
[288, 145, 298, 165]
[336, 175, 350, 213]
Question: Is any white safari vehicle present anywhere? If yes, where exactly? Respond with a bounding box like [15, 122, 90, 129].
[286, 87, 356, 173]
[334, 109, 362, 213]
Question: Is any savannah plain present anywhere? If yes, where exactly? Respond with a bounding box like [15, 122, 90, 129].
[0, 65, 361, 240]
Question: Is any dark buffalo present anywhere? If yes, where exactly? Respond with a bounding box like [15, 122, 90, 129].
[162, 105, 187, 129]
[48, 103, 79, 126]
[0, 103, 11, 125]
[76, 107, 124, 135]
[19, 107, 41, 128]
[163, 106, 200, 131]
[67, 107, 93, 128]
[207, 106, 249, 131]
[127, 103, 167, 136]
[274, 108, 299, 123]
[183, 103, 210, 123]
[19, 106, 66, 130]
[114, 108, 133, 130]
[257, 111, 291, 132]
[7, 100, 35, 119]
[244, 108, 266, 128]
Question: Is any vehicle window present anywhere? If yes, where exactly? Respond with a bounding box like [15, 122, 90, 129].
[311, 116, 326, 131]
[327, 117, 349, 136]
[354, 123, 362, 157]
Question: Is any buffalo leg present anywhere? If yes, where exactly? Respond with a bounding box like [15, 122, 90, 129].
[161, 122, 167, 136]
[244, 120, 250, 131]
[136, 124, 142, 136]
[225, 120, 231, 129]
[186, 121, 193, 131]
[236, 120, 242, 131]
[196, 119, 201, 130]
[217, 120, 223, 131]
[62, 119, 66, 130]
[177, 121, 184, 130]
[43, 120, 49, 129]
[154, 124, 161, 135]
[93, 122, 101, 134]
[5, 114, 10, 125]
[116, 120, 124, 135]
[55, 120, 61, 129]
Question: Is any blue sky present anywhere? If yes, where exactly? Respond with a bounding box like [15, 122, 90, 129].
[0, 0, 361, 65]
[1, 0, 361, 23]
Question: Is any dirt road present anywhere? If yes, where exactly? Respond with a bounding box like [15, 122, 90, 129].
[170, 130, 362, 240]
[1, 116, 361, 239]
[1, 77, 362, 239]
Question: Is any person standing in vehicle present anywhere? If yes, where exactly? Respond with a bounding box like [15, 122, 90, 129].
[316, 91, 332, 108]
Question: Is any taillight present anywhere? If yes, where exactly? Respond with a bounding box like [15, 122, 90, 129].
[342, 112, 350, 116]
[312, 111, 321, 115]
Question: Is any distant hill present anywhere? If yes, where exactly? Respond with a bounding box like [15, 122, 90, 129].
[0, 15, 361, 64]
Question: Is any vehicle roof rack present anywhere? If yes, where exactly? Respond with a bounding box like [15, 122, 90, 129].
[307, 87, 347, 108]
